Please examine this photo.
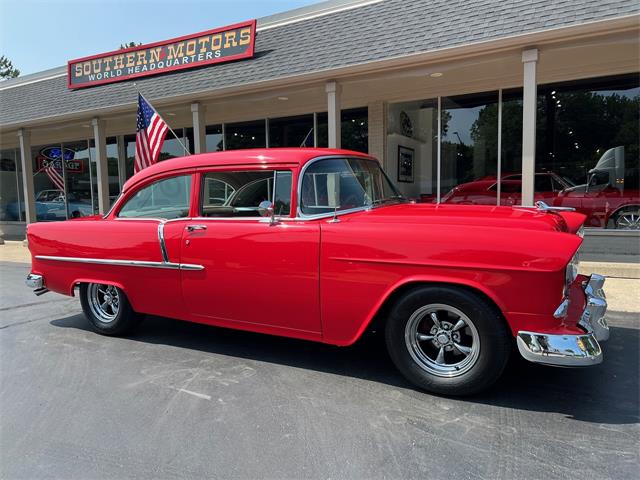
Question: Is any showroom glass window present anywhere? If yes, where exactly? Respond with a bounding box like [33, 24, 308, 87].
[205, 124, 224, 152]
[225, 120, 266, 150]
[535, 74, 639, 228]
[0, 148, 25, 221]
[386, 99, 438, 202]
[125, 127, 191, 179]
[269, 115, 314, 148]
[30, 141, 94, 221]
[439, 92, 499, 202]
[89, 137, 121, 210]
[316, 108, 369, 152]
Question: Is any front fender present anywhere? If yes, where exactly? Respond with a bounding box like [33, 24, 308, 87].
[337, 274, 510, 346]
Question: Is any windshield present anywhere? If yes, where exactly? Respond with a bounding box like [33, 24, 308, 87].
[300, 157, 403, 215]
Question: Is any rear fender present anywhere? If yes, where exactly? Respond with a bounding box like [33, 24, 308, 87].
[344, 274, 508, 346]
[69, 278, 129, 302]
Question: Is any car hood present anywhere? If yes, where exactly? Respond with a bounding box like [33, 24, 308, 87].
[346, 202, 583, 233]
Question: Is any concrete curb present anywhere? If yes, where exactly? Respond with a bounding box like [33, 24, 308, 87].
[580, 262, 640, 279]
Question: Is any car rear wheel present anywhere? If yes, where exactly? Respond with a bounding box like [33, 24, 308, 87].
[80, 283, 142, 336]
[385, 285, 511, 396]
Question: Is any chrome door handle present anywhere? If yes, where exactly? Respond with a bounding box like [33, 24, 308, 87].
[186, 224, 207, 232]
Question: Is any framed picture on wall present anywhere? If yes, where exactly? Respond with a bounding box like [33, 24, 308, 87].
[397, 146, 415, 183]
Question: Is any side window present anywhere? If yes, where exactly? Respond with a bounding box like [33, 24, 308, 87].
[534, 175, 553, 192]
[501, 181, 521, 194]
[118, 175, 191, 219]
[274, 171, 292, 215]
[200, 170, 292, 218]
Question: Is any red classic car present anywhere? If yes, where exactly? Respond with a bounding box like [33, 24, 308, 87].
[552, 147, 640, 229]
[25, 148, 608, 396]
[439, 172, 573, 206]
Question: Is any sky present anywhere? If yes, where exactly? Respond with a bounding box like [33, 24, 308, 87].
[0, 0, 320, 76]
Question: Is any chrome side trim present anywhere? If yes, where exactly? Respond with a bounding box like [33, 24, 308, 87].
[35, 255, 204, 271]
[516, 331, 602, 366]
[158, 222, 169, 263]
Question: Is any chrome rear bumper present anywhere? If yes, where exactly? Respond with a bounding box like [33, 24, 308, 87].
[517, 274, 608, 367]
[25, 273, 49, 296]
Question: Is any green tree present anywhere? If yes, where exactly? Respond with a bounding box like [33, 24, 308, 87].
[0, 55, 20, 79]
[120, 42, 141, 50]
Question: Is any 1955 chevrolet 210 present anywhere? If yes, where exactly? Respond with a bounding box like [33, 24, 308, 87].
[25, 148, 609, 395]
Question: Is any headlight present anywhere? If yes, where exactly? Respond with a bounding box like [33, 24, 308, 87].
[565, 251, 580, 287]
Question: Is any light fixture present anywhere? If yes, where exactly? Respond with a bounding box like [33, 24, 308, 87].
[166, 112, 176, 116]
[551, 90, 556, 95]
[429, 72, 443, 78]
[277, 96, 288, 101]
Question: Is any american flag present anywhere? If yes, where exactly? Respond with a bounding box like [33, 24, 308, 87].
[134, 93, 168, 173]
[44, 163, 64, 191]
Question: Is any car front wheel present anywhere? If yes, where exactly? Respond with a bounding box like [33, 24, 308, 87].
[385, 285, 511, 396]
[80, 283, 142, 336]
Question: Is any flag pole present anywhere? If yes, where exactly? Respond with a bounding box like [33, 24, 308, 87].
[134, 84, 191, 156]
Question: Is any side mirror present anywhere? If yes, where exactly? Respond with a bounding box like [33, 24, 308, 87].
[258, 200, 277, 225]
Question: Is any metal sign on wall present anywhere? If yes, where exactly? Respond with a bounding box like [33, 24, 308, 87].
[67, 20, 256, 89]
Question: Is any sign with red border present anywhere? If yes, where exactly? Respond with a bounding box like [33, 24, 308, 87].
[67, 20, 256, 89]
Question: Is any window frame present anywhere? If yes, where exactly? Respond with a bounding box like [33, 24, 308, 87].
[297, 155, 399, 219]
[195, 167, 295, 220]
[115, 173, 193, 221]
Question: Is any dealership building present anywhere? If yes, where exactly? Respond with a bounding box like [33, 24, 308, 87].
[0, 0, 638, 250]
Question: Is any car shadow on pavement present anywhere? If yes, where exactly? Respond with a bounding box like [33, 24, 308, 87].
[51, 313, 639, 425]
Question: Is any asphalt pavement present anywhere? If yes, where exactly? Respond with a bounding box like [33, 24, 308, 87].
[1, 261, 638, 479]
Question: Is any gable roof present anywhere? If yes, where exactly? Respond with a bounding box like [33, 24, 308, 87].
[1, 0, 638, 128]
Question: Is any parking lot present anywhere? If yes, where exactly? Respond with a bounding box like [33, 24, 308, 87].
[1, 260, 638, 479]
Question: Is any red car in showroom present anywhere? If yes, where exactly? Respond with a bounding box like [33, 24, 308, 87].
[552, 147, 640, 229]
[25, 148, 608, 396]
[441, 147, 640, 229]
[440, 172, 573, 207]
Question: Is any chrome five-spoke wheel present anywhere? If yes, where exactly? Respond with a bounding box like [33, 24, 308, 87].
[616, 210, 640, 230]
[405, 304, 480, 377]
[87, 283, 120, 323]
[386, 286, 511, 395]
[80, 282, 142, 336]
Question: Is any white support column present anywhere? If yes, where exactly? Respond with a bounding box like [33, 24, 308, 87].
[521, 49, 538, 207]
[91, 118, 110, 214]
[367, 101, 386, 165]
[116, 135, 127, 190]
[191, 102, 207, 154]
[326, 81, 341, 149]
[17, 129, 36, 225]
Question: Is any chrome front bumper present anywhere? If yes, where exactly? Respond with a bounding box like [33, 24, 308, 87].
[517, 274, 609, 367]
[25, 273, 49, 296]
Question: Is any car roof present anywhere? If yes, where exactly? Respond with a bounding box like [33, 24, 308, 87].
[123, 148, 371, 192]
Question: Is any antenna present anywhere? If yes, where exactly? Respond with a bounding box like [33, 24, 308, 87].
[328, 206, 340, 223]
